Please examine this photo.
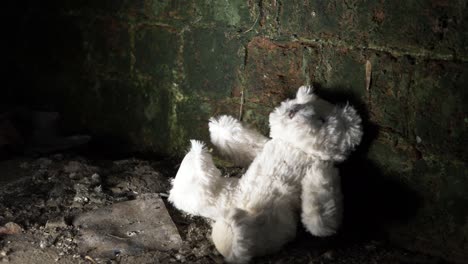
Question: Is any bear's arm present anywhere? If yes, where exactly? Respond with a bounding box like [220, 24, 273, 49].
[300, 162, 343, 237]
[209, 115, 268, 167]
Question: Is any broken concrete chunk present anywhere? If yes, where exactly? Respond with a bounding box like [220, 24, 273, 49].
[73, 194, 182, 258]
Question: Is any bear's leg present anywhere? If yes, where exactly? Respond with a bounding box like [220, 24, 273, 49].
[168, 140, 228, 220]
[212, 205, 297, 263]
[300, 162, 343, 237]
[209, 115, 268, 167]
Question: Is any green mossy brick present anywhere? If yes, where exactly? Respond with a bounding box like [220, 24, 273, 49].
[144, 0, 253, 27]
[134, 25, 178, 80]
[199, 0, 252, 27]
[83, 17, 132, 74]
[70, 77, 175, 153]
[182, 27, 244, 98]
[311, 45, 367, 98]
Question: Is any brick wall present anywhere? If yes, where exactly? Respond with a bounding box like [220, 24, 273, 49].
[4, 1, 467, 261]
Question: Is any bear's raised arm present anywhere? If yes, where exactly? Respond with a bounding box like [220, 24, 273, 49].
[209, 115, 268, 167]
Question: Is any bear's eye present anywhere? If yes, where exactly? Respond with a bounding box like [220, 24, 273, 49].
[288, 104, 305, 119]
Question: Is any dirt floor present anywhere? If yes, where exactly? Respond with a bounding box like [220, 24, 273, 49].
[0, 154, 450, 264]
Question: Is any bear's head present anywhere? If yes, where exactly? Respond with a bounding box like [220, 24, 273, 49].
[269, 86, 363, 162]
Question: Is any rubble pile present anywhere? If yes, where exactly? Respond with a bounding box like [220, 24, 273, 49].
[0, 156, 446, 263]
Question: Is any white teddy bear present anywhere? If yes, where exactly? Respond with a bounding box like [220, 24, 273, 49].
[169, 86, 363, 263]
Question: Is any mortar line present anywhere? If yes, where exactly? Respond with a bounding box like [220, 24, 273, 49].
[295, 37, 468, 63]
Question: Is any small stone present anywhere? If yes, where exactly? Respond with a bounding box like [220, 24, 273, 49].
[37, 158, 53, 169]
[1, 257, 9, 262]
[126, 231, 138, 237]
[73, 196, 89, 204]
[178, 244, 192, 256]
[45, 217, 67, 229]
[0, 250, 6, 257]
[174, 253, 184, 261]
[0, 222, 23, 235]
[40, 240, 47, 249]
[64, 161, 82, 173]
[322, 250, 334, 260]
[53, 154, 63, 160]
[192, 244, 211, 258]
[365, 243, 377, 251]
[91, 173, 100, 182]
[94, 185, 103, 193]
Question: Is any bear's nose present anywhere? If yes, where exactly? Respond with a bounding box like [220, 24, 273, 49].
[288, 104, 305, 119]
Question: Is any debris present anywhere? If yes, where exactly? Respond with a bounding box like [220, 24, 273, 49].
[45, 217, 67, 230]
[84, 255, 97, 264]
[242, 7, 260, 34]
[0, 155, 448, 263]
[239, 90, 245, 121]
[36, 158, 53, 169]
[106, 160, 169, 195]
[39, 240, 48, 249]
[159, 192, 169, 198]
[64, 161, 83, 173]
[322, 250, 335, 260]
[365, 60, 372, 92]
[192, 244, 212, 258]
[365, 242, 377, 251]
[90, 173, 100, 184]
[0, 222, 23, 235]
[73, 194, 182, 258]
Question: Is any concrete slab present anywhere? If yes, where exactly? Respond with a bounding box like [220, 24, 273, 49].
[73, 194, 182, 258]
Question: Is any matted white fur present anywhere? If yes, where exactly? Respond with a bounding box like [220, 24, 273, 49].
[169, 86, 363, 263]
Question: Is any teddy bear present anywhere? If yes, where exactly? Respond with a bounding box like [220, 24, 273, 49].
[168, 86, 363, 263]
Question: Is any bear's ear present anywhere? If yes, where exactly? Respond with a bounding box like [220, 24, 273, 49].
[296, 85, 316, 104]
[319, 103, 363, 161]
